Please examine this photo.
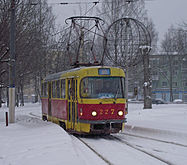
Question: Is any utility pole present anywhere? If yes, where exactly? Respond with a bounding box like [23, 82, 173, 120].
[9, 0, 16, 123]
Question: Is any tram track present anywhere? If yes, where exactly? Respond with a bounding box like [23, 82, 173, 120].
[75, 136, 114, 165]
[25, 113, 113, 164]
[120, 132, 187, 148]
[76, 134, 176, 165]
[23, 113, 111, 164]
[27, 112, 183, 165]
[109, 135, 176, 165]
[29, 112, 42, 119]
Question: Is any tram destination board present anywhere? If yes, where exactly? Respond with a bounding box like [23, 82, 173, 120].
[98, 68, 111, 75]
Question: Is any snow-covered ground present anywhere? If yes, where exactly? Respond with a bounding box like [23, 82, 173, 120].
[126, 103, 187, 144]
[0, 103, 187, 165]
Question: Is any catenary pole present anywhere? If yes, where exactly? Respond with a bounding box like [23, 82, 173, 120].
[141, 46, 152, 109]
[9, 0, 16, 123]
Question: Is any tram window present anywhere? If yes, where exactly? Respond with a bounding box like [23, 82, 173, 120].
[56, 80, 60, 98]
[80, 77, 125, 99]
[41, 83, 44, 97]
[52, 81, 56, 98]
[68, 80, 71, 99]
[81, 79, 89, 97]
[61, 79, 66, 98]
[41, 82, 47, 97]
[121, 78, 125, 97]
[72, 80, 75, 100]
[43, 82, 48, 97]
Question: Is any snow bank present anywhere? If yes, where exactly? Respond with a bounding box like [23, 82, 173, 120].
[125, 103, 187, 144]
[0, 104, 106, 165]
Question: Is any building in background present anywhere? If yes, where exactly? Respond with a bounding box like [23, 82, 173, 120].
[150, 53, 187, 102]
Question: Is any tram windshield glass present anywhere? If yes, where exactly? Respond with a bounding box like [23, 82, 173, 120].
[80, 77, 125, 98]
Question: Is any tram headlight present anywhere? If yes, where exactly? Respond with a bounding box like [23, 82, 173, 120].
[80, 108, 83, 116]
[92, 111, 97, 117]
[118, 110, 123, 116]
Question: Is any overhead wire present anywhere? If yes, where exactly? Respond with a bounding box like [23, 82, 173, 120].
[83, 0, 100, 16]
[47, 1, 100, 6]
[96, 2, 128, 17]
[49, 0, 155, 36]
[95, 0, 151, 17]
[47, 0, 154, 6]
[50, 1, 100, 36]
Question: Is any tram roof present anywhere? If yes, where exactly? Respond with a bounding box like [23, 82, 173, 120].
[43, 66, 124, 82]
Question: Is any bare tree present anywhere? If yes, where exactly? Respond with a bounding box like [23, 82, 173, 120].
[0, 44, 9, 107]
[0, 0, 56, 105]
[161, 25, 187, 102]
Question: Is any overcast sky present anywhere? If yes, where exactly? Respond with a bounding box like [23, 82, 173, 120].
[145, 0, 187, 44]
[48, 0, 187, 44]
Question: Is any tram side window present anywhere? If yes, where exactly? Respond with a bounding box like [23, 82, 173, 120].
[61, 79, 66, 98]
[56, 80, 60, 98]
[44, 82, 48, 97]
[42, 82, 48, 97]
[52, 81, 56, 98]
[41, 83, 44, 97]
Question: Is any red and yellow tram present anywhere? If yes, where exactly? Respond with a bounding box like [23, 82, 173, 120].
[41, 66, 127, 134]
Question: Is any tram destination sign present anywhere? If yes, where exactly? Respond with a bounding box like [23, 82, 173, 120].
[98, 68, 111, 75]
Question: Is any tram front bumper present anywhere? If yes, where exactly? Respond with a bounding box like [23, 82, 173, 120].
[79, 119, 126, 134]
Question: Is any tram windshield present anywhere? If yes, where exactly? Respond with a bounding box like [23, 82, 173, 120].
[80, 77, 125, 99]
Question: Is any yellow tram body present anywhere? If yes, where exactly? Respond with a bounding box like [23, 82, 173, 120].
[41, 66, 127, 134]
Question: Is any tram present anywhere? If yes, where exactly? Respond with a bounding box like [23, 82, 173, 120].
[41, 66, 127, 134]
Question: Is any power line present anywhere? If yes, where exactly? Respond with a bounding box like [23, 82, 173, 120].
[96, 0, 154, 17]
[25, 0, 155, 7]
[84, 0, 100, 16]
[96, 2, 128, 17]
[47, 1, 100, 6]
[43, 0, 155, 6]
[49, 0, 155, 36]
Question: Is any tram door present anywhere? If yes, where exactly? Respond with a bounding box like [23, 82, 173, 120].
[48, 82, 52, 118]
[67, 79, 77, 130]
